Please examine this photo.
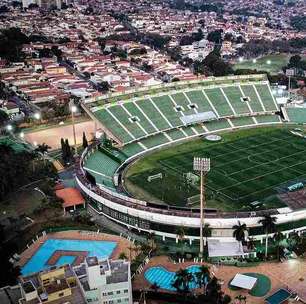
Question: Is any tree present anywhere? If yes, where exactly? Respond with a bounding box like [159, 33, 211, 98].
[0, 224, 20, 286]
[233, 221, 247, 244]
[35, 143, 51, 165]
[65, 139, 72, 161]
[0, 110, 8, 124]
[203, 223, 212, 246]
[150, 282, 160, 292]
[258, 215, 277, 258]
[98, 81, 110, 92]
[195, 265, 210, 291]
[172, 268, 194, 294]
[118, 252, 127, 260]
[60, 138, 66, 161]
[247, 237, 256, 251]
[273, 230, 285, 261]
[82, 132, 88, 149]
[207, 29, 223, 44]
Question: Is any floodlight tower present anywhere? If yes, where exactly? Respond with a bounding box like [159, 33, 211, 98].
[193, 157, 210, 256]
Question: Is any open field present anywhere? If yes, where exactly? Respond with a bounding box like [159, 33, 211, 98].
[126, 127, 306, 211]
[233, 54, 290, 74]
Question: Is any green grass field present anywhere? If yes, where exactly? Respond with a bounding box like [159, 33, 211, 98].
[125, 127, 306, 211]
[233, 54, 290, 74]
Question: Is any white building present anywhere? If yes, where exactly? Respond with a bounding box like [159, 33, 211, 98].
[75, 257, 133, 304]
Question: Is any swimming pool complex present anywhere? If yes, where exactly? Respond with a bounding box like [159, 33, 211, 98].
[144, 265, 205, 291]
[21, 238, 117, 276]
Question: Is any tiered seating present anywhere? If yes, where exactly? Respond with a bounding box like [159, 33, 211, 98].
[94, 109, 134, 143]
[185, 90, 214, 113]
[170, 92, 196, 115]
[84, 150, 119, 177]
[92, 81, 280, 145]
[204, 88, 234, 117]
[240, 85, 265, 113]
[254, 84, 277, 111]
[122, 102, 157, 134]
[222, 86, 250, 114]
[166, 129, 186, 141]
[151, 95, 182, 126]
[230, 116, 255, 127]
[286, 107, 306, 124]
[255, 115, 281, 124]
[204, 119, 231, 131]
[121, 142, 145, 157]
[140, 133, 169, 149]
[136, 99, 170, 130]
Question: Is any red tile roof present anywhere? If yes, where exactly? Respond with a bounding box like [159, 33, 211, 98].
[55, 187, 85, 208]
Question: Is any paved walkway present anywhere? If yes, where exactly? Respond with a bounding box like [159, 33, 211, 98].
[133, 256, 306, 304]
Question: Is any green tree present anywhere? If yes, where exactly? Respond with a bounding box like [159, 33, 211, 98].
[195, 265, 210, 290]
[35, 143, 51, 165]
[273, 230, 285, 261]
[172, 268, 194, 294]
[233, 221, 248, 244]
[258, 215, 277, 258]
[82, 132, 88, 149]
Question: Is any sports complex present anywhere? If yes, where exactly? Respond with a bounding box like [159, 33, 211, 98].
[76, 74, 306, 242]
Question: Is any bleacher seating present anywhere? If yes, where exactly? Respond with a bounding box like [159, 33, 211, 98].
[285, 107, 306, 124]
[91, 80, 280, 146]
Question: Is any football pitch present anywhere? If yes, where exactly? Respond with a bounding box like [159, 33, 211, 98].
[126, 127, 306, 211]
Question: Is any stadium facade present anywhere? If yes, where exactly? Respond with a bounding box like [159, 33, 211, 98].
[76, 74, 306, 242]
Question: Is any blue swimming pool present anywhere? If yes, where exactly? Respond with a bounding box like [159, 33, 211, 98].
[144, 265, 205, 291]
[265, 289, 291, 304]
[22, 239, 117, 276]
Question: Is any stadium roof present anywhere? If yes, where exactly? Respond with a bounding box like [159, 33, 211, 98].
[180, 111, 217, 125]
[208, 239, 245, 257]
[230, 274, 257, 290]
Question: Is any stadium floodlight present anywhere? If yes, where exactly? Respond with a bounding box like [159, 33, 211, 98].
[252, 58, 257, 64]
[70, 104, 78, 157]
[20, 132, 24, 139]
[34, 112, 41, 120]
[193, 157, 210, 257]
[6, 124, 13, 132]
[238, 57, 244, 63]
[266, 60, 271, 65]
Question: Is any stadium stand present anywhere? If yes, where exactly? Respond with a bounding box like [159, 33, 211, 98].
[91, 79, 279, 146]
[285, 107, 306, 124]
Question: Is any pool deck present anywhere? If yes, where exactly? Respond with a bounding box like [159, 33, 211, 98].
[133, 256, 306, 304]
[19, 230, 135, 268]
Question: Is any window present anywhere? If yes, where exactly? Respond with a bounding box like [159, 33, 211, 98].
[103, 292, 107, 296]
[108, 291, 114, 296]
[117, 299, 121, 303]
[58, 292, 64, 297]
[87, 299, 92, 303]
[124, 289, 128, 294]
[116, 290, 121, 294]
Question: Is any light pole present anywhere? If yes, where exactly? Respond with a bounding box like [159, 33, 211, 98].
[71, 105, 78, 157]
[193, 157, 210, 257]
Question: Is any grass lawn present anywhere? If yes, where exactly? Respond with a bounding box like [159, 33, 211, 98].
[233, 54, 290, 74]
[125, 126, 306, 211]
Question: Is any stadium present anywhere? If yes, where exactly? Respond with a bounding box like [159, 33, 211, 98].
[76, 74, 306, 242]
